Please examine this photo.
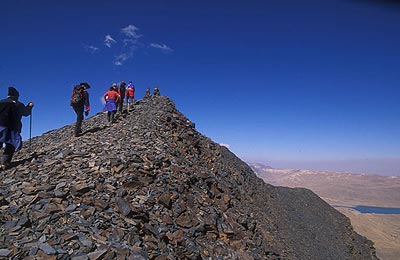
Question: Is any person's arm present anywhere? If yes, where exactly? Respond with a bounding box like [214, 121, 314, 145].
[84, 91, 90, 111]
[116, 93, 120, 103]
[21, 102, 33, 117]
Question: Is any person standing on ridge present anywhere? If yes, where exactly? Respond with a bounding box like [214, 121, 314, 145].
[70, 83, 90, 137]
[126, 81, 135, 111]
[0, 87, 33, 169]
[104, 84, 120, 124]
[153, 86, 160, 96]
[144, 87, 150, 98]
[118, 81, 126, 113]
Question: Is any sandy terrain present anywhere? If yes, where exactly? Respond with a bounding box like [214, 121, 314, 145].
[337, 208, 400, 260]
[250, 164, 400, 260]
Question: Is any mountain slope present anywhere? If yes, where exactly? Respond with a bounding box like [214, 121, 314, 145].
[0, 94, 377, 259]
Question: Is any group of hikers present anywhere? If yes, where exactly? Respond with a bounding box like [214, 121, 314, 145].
[103, 81, 135, 125]
[70, 81, 136, 137]
[0, 81, 139, 169]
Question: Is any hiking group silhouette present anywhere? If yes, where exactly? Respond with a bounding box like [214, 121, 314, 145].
[0, 82, 162, 169]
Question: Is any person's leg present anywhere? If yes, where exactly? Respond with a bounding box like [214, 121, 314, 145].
[1, 143, 15, 169]
[111, 110, 116, 122]
[0, 142, 4, 168]
[126, 97, 129, 112]
[118, 101, 123, 112]
[74, 106, 84, 136]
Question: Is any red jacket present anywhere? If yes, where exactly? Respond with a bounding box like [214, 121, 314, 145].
[104, 90, 120, 103]
[126, 87, 135, 98]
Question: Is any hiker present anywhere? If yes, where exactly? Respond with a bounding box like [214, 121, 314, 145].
[126, 81, 135, 111]
[154, 87, 160, 96]
[104, 84, 120, 124]
[0, 87, 33, 169]
[144, 87, 151, 98]
[70, 83, 90, 137]
[118, 81, 126, 113]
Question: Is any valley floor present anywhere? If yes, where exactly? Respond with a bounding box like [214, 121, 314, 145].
[251, 166, 400, 260]
[336, 208, 400, 260]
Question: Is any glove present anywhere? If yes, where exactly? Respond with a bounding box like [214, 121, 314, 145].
[85, 110, 89, 116]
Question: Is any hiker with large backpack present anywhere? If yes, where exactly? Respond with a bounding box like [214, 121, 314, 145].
[118, 81, 126, 113]
[126, 81, 135, 111]
[104, 84, 120, 124]
[0, 87, 33, 169]
[70, 83, 90, 137]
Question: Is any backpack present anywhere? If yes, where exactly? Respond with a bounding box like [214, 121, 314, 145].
[70, 85, 84, 106]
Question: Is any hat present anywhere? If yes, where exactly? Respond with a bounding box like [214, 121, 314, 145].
[80, 82, 91, 89]
[8, 87, 19, 97]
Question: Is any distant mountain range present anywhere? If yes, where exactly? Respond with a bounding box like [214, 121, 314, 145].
[248, 163, 400, 207]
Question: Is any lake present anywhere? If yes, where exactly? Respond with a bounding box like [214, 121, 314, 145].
[352, 206, 400, 214]
[335, 205, 400, 214]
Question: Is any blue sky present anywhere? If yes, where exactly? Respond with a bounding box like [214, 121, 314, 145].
[1, 0, 400, 175]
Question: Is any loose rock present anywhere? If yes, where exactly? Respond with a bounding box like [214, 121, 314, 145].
[0, 94, 378, 260]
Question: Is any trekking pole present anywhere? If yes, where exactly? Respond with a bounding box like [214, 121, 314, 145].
[29, 110, 32, 152]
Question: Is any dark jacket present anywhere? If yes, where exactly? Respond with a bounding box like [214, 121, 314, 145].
[15, 100, 32, 132]
[0, 98, 17, 129]
[0, 97, 32, 132]
[82, 90, 90, 111]
[119, 85, 126, 101]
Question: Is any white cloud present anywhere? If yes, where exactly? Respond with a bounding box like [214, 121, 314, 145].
[114, 52, 133, 66]
[123, 38, 140, 48]
[122, 25, 142, 39]
[85, 26, 173, 66]
[150, 43, 173, 52]
[113, 42, 138, 66]
[220, 143, 231, 148]
[84, 44, 99, 53]
[104, 35, 117, 48]
[111, 25, 142, 65]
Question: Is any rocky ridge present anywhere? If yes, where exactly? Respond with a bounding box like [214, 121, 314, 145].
[0, 94, 377, 259]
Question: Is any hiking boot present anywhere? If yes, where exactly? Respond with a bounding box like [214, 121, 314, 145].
[74, 129, 82, 137]
[0, 156, 10, 170]
[0, 162, 10, 171]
